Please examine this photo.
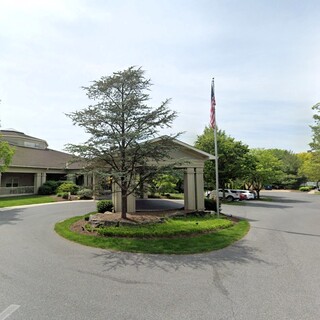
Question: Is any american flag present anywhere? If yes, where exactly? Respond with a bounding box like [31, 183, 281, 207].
[210, 79, 216, 129]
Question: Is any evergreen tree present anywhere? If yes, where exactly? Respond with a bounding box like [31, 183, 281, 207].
[66, 67, 180, 218]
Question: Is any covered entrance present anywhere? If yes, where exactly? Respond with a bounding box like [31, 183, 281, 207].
[112, 139, 214, 213]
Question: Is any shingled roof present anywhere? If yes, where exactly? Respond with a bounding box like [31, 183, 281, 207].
[1, 129, 82, 170]
[10, 145, 82, 170]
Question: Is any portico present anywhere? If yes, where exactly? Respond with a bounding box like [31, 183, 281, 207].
[112, 139, 214, 213]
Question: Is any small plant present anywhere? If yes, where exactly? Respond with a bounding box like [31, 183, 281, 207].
[97, 200, 113, 213]
[77, 188, 93, 200]
[61, 192, 70, 199]
[299, 186, 312, 192]
[56, 182, 79, 195]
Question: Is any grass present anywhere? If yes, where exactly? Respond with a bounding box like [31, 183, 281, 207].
[55, 214, 250, 254]
[95, 215, 233, 238]
[0, 195, 56, 208]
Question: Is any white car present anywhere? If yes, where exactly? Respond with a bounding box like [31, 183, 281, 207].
[236, 190, 256, 200]
[217, 189, 240, 201]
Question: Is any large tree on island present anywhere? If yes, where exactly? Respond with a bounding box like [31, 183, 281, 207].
[66, 67, 180, 218]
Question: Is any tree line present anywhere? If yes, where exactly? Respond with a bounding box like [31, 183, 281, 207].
[195, 127, 318, 199]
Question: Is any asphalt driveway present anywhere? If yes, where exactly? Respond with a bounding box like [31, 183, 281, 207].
[1, 192, 320, 319]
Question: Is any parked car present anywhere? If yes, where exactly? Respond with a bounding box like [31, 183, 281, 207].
[235, 190, 248, 200]
[218, 189, 240, 201]
[235, 190, 256, 200]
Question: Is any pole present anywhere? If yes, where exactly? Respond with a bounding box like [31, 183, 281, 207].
[211, 78, 219, 217]
[214, 125, 220, 217]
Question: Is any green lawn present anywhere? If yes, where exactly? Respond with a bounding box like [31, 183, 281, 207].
[55, 214, 250, 254]
[96, 215, 233, 238]
[0, 195, 56, 208]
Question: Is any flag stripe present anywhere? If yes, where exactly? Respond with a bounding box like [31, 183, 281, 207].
[210, 79, 216, 128]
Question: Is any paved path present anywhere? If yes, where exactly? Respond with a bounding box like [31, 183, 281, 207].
[136, 198, 184, 211]
[0, 192, 320, 319]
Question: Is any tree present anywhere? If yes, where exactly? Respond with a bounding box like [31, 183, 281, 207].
[66, 66, 180, 218]
[298, 152, 320, 188]
[153, 173, 178, 195]
[247, 149, 283, 198]
[267, 149, 302, 189]
[310, 102, 320, 151]
[0, 138, 14, 172]
[195, 127, 253, 196]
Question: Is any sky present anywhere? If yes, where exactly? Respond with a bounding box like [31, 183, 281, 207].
[0, 0, 319, 153]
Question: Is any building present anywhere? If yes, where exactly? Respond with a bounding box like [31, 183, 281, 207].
[0, 129, 215, 212]
[0, 129, 83, 197]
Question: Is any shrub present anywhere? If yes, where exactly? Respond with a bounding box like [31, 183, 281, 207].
[56, 182, 79, 195]
[61, 192, 70, 199]
[56, 192, 70, 199]
[44, 180, 60, 189]
[299, 186, 312, 192]
[38, 180, 61, 195]
[97, 200, 113, 213]
[38, 184, 54, 195]
[204, 198, 219, 212]
[77, 188, 93, 200]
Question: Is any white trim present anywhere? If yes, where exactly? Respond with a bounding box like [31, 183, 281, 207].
[148, 137, 215, 160]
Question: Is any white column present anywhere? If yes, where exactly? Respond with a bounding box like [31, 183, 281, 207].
[112, 182, 136, 213]
[142, 182, 149, 199]
[112, 181, 122, 213]
[184, 167, 196, 210]
[84, 174, 91, 187]
[34, 173, 42, 193]
[41, 172, 47, 185]
[195, 167, 205, 210]
[127, 193, 136, 213]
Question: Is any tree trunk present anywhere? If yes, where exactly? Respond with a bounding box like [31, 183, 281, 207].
[121, 189, 127, 219]
[121, 177, 127, 219]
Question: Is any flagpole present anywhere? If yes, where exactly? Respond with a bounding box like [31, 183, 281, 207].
[210, 78, 220, 217]
[214, 124, 220, 218]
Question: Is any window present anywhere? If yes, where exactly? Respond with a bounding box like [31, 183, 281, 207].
[24, 141, 41, 148]
[5, 178, 19, 188]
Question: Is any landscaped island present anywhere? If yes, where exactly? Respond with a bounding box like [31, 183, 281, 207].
[55, 211, 249, 254]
